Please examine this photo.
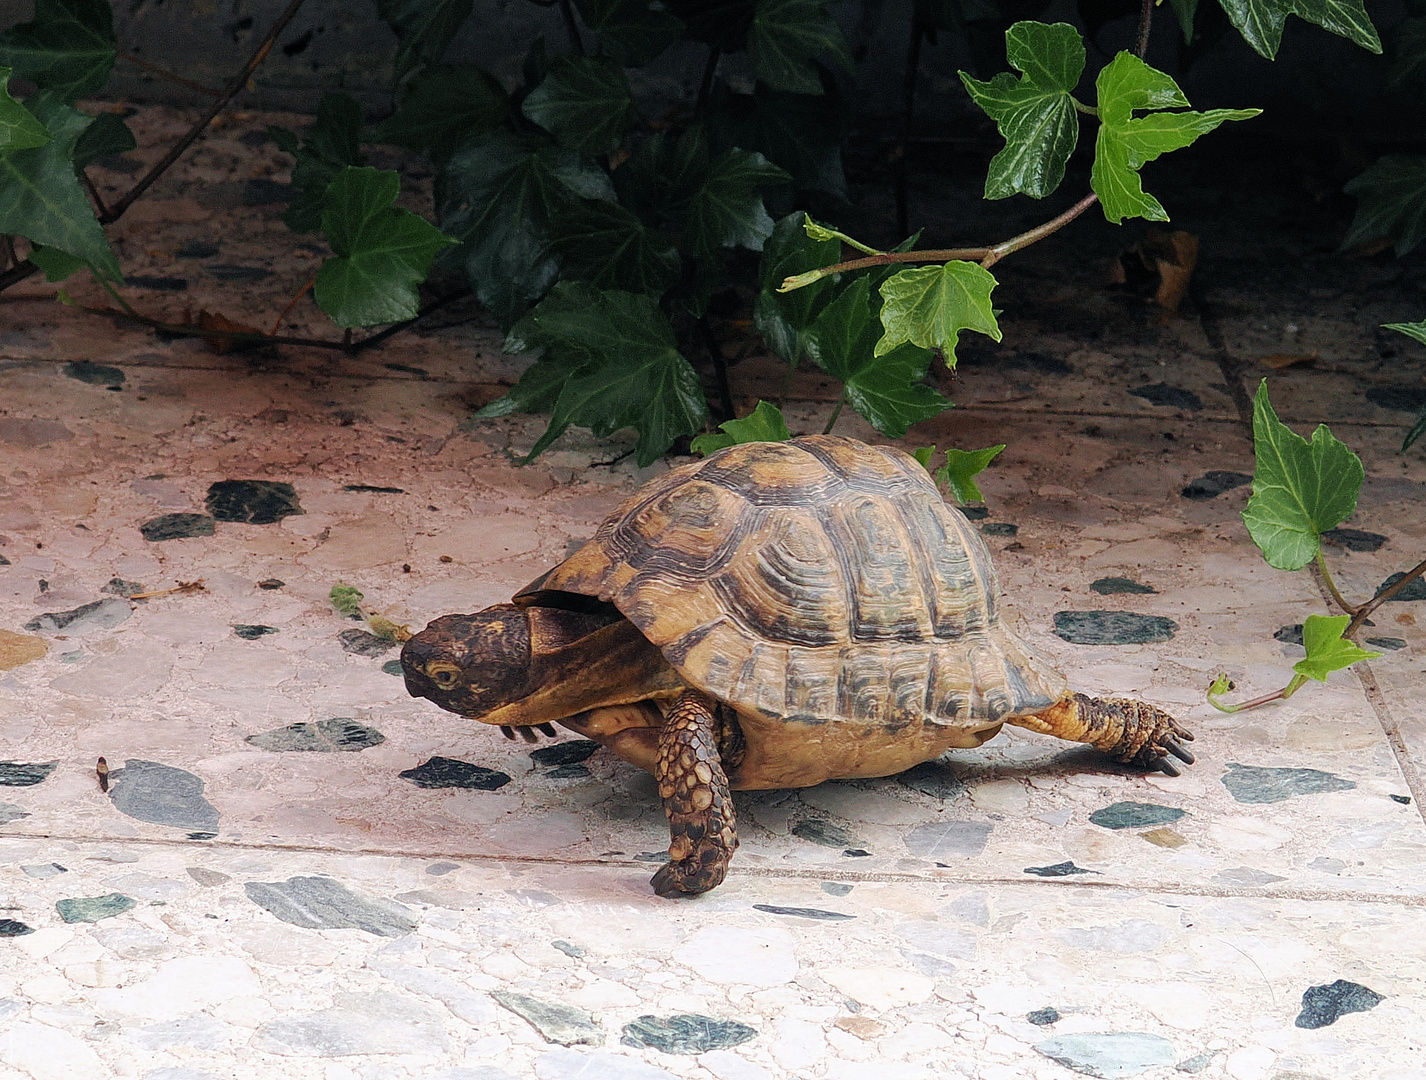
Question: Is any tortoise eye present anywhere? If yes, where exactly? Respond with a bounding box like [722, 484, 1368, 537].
[424, 661, 461, 688]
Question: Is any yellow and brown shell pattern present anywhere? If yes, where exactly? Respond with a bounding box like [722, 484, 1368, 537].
[528, 435, 1067, 732]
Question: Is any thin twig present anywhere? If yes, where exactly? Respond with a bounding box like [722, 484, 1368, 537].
[1136, 0, 1155, 57]
[0, 259, 37, 291]
[0, 235, 15, 271]
[822, 396, 846, 434]
[79, 169, 110, 220]
[79, 303, 351, 350]
[270, 274, 316, 336]
[118, 51, 223, 97]
[350, 288, 472, 353]
[127, 580, 206, 600]
[558, 0, 586, 55]
[696, 46, 722, 115]
[698, 317, 735, 422]
[101, 0, 310, 224]
[1347, 554, 1426, 638]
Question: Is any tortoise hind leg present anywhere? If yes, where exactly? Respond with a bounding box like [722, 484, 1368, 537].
[1012, 693, 1196, 775]
[650, 689, 738, 898]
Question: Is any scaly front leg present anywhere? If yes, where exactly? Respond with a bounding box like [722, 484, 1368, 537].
[650, 689, 738, 897]
[1012, 693, 1196, 775]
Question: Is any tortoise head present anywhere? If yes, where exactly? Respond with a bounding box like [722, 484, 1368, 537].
[401, 604, 532, 718]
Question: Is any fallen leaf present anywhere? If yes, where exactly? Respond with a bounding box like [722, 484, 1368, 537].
[1258, 352, 1317, 369]
[195, 310, 264, 354]
[1111, 229, 1199, 312]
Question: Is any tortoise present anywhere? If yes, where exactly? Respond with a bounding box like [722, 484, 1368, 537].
[401, 435, 1194, 897]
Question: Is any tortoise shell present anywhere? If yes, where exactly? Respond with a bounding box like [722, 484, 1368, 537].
[521, 435, 1066, 732]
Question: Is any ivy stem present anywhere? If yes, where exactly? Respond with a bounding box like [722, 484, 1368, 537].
[696, 46, 722, 115]
[118, 51, 222, 97]
[1136, 0, 1155, 58]
[697, 317, 735, 422]
[1208, 673, 1308, 713]
[981, 192, 1100, 269]
[1314, 550, 1358, 618]
[93, 274, 139, 318]
[558, 0, 586, 56]
[270, 274, 317, 336]
[822, 396, 846, 435]
[1345, 554, 1426, 639]
[79, 170, 110, 220]
[1071, 98, 1098, 116]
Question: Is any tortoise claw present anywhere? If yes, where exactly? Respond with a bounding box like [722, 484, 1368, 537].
[518, 725, 540, 743]
[1155, 756, 1182, 777]
[1164, 737, 1195, 764]
[499, 725, 517, 741]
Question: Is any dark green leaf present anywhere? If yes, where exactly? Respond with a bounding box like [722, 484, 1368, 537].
[0, 0, 115, 102]
[71, 110, 133, 170]
[574, 0, 686, 63]
[1168, 0, 1199, 41]
[313, 166, 457, 328]
[959, 21, 1085, 200]
[376, 0, 474, 80]
[547, 197, 680, 297]
[369, 64, 506, 165]
[1384, 318, 1426, 347]
[1342, 155, 1426, 258]
[685, 148, 789, 258]
[753, 210, 839, 363]
[0, 91, 119, 280]
[439, 130, 613, 328]
[1388, 17, 1426, 86]
[748, 0, 853, 94]
[876, 261, 1001, 362]
[805, 276, 951, 437]
[611, 126, 709, 226]
[707, 79, 849, 198]
[1293, 614, 1380, 682]
[521, 54, 634, 156]
[1241, 379, 1363, 571]
[1404, 405, 1426, 452]
[1216, 0, 1380, 59]
[1, 68, 50, 150]
[665, 0, 756, 51]
[1091, 52, 1259, 224]
[935, 444, 1005, 503]
[500, 282, 709, 466]
[271, 92, 365, 234]
[28, 243, 85, 280]
[690, 399, 792, 454]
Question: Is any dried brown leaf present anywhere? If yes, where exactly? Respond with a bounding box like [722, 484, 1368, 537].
[1258, 352, 1317, 370]
[195, 310, 264, 354]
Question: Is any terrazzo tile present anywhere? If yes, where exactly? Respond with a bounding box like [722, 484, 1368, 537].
[139, 512, 216, 540]
[1054, 611, 1179, 644]
[620, 1013, 758, 1053]
[56, 892, 137, 923]
[245, 718, 386, 752]
[493, 990, 604, 1046]
[1220, 763, 1357, 804]
[1294, 980, 1384, 1028]
[1035, 1032, 1177, 1077]
[0, 760, 57, 786]
[400, 756, 513, 789]
[205, 480, 302, 524]
[108, 760, 220, 833]
[243, 876, 416, 936]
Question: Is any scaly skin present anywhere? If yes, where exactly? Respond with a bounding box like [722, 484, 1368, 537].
[650, 689, 738, 897]
[1012, 693, 1196, 775]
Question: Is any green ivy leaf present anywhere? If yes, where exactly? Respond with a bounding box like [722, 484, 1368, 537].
[707, 80, 849, 199]
[875, 261, 1001, 362]
[547, 197, 681, 297]
[71, 110, 134, 170]
[1216, 0, 1379, 60]
[1241, 379, 1364, 571]
[440, 130, 613, 328]
[1168, 0, 1199, 41]
[573, 0, 685, 63]
[805, 276, 951, 437]
[0, 0, 116, 102]
[1387, 16, 1426, 86]
[747, 0, 852, 94]
[369, 64, 506, 165]
[690, 399, 792, 455]
[28, 243, 85, 280]
[1292, 614, 1380, 682]
[1404, 405, 1426, 452]
[269, 93, 365, 234]
[497, 282, 709, 466]
[611, 126, 709, 226]
[313, 166, 457, 328]
[958, 21, 1085, 200]
[1384, 318, 1426, 347]
[665, 0, 756, 51]
[936, 444, 1006, 503]
[684, 148, 789, 258]
[753, 210, 840, 363]
[1091, 52, 1260, 224]
[0, 68, 50, 150]
[0, 91, 120, 281]
[376, 0, 473, 80]
[1342, 155, 1426, 257]
[521, 54, 635, 156]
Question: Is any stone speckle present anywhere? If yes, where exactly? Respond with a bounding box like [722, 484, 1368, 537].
[246, 718, 385, 752]
[0, 760, 57, 786]
[752, 904, 854, 921]
[140, 513, 216, 541]
[0, 919, 35, 936]
[64, 360, 125, 385]
[492, 990, 604, 1046]
[1025, 861, 1098, 877]
[244, 876, 416, 937]
[1220, 762, 1356, 804]
[896, 760, 966, 800]
[109, 760, 220, 832]
[620, 1014, 757, 1054]
[1090, 576, 1156, 594]
[1036, 1032, 1177, 1077]
[399, 756, 512, 790]
[1322, 527, 1387, 552]
[1181, 471, 1251, 500]
[338, 628, 393, 656]
[233, 624, 279, 639]
[1054, 611, 1178, 645]
[57, 892, 137, 923]
[1294, 980, 1384, 1028]
[25, 597, 132, 634]
[1376, 571, 1426, 602]
[904, 820, 993, 858]
[205, 480, 302, 524]
[0, 803, 30, 824]
[1130, 383, 1202, 411]
[531, 740, 601, 766]
[1028, 1007, 1061, 1025]
[1089, 802, 1187, 830]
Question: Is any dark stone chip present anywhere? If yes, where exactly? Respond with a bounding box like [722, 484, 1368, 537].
[1295, 979, 1384, 1028]
[1089, 802, 1187, 829]
[1390, 794, 1412, 805]
[63, 360, 126, 385]
[175, 241, 220, 259]
[243, 178, 293, 205]
[545, 764, 592, 779]
[343, 484, 405, 493]
[842, 848, 871, 857]
[109, 760, 220, 832]
[0, 554, 9, 564]
[1053, 611, 1178, 645]
[102, 578, 146, 597]
[820, 882, 853, 896]
[57, 892, 138, 923]
[25, 600, 118, 632]
[530, 740, 601, 766]
[1321, 527, 1387, 552]
[338, 628, 393, 656]
[791, 818, 857, 847]
[1090, 576, 1157, 595]
[0, 919, 35, 936]
[205, 480, 302, 524]
[897, 761, 965, 801]
[246, 719, 384, 753]
[125, 275, 188, 292]
[1220, 762, 1355, 804]
[385, 362, 429, 376]
[1024, 861, 1098, 877]
[1129, 383, 1203, 411]
[0, 761, 58, 786]
[140, 513, 215, 541]
[752, 904, 854, 921]
[621, 1014, 758, 1054]
[258, 578, 285, 589]
[382, 660, 404, 675]
[399, 756, 512, 790]
[1365, 385, 1426, 413]
[958, 506, 990, 520]
[1366, 636, 1407, 650]
[981, 522, 1019, 537]
[1181, 470, 1252, 500]
[552, 939, 585, 957]
[635, 851, 667, 861]
[234, 624, 279, 639]
[1375, 572, 1426, 602]
[1026, 1007, 1060, 1026]
[204, 263, 272, 282]
[1275, 623, 1304, 645]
